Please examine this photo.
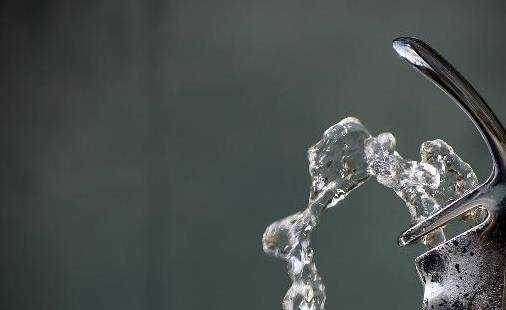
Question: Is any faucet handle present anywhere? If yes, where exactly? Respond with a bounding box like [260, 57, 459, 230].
[393, 37, 506, 310]
[393, 37, 506, 177]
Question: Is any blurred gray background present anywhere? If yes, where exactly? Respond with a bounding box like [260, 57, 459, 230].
[1, 1, 505, 309]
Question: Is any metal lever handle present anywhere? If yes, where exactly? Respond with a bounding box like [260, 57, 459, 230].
[393, 37, 506, 245]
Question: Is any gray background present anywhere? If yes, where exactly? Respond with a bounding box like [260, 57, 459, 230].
[1, 1, 505, 309]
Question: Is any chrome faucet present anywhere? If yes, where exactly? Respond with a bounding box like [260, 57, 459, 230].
[393, 37, 506, 310]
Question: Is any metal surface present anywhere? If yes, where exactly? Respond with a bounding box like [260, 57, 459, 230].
[393, 37, 506, 310]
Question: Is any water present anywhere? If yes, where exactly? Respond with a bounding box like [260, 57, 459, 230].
[364, 134, 480, 246]
[262, 117, 480, 310]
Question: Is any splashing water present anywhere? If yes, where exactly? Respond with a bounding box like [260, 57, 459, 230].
[262, 117, 481, 310]
[365, 134, 481, 246]
[263, 117, 370, 310]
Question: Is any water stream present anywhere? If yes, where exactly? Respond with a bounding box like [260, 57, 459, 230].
[262, 117, 482, 310]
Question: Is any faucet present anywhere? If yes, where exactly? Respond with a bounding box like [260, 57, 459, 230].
[394, 37, 506, 310]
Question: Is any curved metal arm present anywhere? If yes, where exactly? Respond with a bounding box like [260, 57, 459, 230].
[393, 37, 506, 179]
[398, 184, 489, 246]
[392, 37, 506, 310]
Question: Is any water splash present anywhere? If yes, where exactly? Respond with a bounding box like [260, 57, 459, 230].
[263, 117, 370, 310]
[365, 134, 480, 246]
[262, 117, 480, 310]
